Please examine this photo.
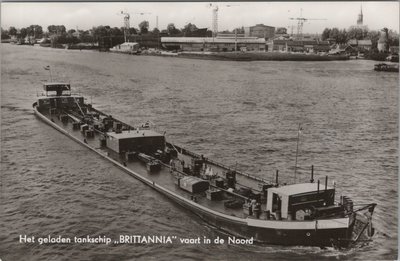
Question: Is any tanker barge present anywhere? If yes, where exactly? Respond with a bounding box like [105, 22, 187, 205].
[33, 82, 376, 248]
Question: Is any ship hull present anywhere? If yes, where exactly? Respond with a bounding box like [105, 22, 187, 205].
[33, 104, 353, 247]
[160, 188, 349, 247]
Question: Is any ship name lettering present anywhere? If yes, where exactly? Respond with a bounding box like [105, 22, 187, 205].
[119, 235, 173, 244]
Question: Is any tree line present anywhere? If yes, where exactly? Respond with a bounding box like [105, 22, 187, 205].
[321, 26, 399, 48]
[1, 21, 210, 44]
[3, 22, 398, 51]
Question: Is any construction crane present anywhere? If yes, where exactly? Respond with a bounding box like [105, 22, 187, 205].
[207, 3, 239, 37]
[118, 11, 151, 42]
[118, 11, 131, 42]
[289, 9, 326, 39]
[207, 4, 219, 37]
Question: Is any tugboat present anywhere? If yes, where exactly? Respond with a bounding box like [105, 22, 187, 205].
[374, 63, 399, 72]
[33, 81, 377, 248]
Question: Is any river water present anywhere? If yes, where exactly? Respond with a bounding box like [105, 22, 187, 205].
[1, 44, 398, 260]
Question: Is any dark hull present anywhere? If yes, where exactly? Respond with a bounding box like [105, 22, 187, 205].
[374, 68, 399, 72]
[161, 188, 349, 247]
[177, 52, 350, 62]
[374, 63, 399, 72]
[33, 104, 354, 247]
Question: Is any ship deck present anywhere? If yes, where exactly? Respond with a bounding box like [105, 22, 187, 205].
[38, 108, 270, 219]
[32, 101, 377, 247]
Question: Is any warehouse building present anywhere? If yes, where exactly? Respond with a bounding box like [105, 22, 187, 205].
[161, 37, 266, 52]
[244, 24, 275, 40]
[266, 40, 331, 53]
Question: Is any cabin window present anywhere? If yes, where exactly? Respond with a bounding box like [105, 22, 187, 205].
[272, 193, 281, 212]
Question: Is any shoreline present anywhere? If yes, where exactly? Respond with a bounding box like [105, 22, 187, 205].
[4, 43, 356, 62]
[172, 52, 350, 61]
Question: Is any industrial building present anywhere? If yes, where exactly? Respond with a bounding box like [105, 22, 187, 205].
[377, 30, 389, 52]
[389, 46, 399, 54]
[348, 39, 373, 51]
[329, 44, 356, 55]
[266, 40, 331, 53]
[161, 37, 266, 52]
[244, 24, 275, 40]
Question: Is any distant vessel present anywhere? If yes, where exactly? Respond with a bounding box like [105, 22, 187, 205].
[374, 63, 399, 72]
[33, 82, 377, 248]
[385, 54, 399, 63]
[109, 42, 140, 54]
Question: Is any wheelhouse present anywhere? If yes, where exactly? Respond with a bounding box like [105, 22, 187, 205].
[37, 82, 83, 110]
[43, 82, 71, 96]
[266, 182, 336, 220]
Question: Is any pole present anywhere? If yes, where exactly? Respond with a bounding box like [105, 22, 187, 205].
[156, 15, 159, 30]
[294, 123, 301, 183]
[235, 28, 237, 53]
[310, 165, 314, 183]
[49, 67, 53, 82]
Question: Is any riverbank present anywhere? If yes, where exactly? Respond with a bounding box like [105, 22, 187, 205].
[140, 50, 350, 61]
[174, 51, 350, 61]
[4, 43, 351, 61]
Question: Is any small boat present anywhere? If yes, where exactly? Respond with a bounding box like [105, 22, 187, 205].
[33, 82, 377, 248]
[109, 42, 141, 54]
[385, 54, 399, 63]
[374, 63, 399, 72]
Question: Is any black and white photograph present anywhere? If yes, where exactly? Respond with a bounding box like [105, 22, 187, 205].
[0, 1, 398, 260]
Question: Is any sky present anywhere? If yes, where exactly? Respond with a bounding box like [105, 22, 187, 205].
[1, 2, 399, 34]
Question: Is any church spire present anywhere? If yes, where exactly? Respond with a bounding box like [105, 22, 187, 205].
[357, 4, 363, 26]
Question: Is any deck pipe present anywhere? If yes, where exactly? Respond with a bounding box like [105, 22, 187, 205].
[325, 176, 328, 191]
[317, 180, 320, 194]
[310, 165, 314, 183]
[275, 170, 279, 184]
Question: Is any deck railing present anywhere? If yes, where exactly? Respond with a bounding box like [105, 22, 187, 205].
[167, 142, 273, 185]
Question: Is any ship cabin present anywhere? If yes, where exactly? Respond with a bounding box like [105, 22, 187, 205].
[266, 182, 336, 221]
[37, 82, 84, 110]
[105, 129, 166, 155]
[43, 82, 71, 96]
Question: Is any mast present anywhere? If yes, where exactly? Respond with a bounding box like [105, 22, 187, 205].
[294, 123, 302, 182]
